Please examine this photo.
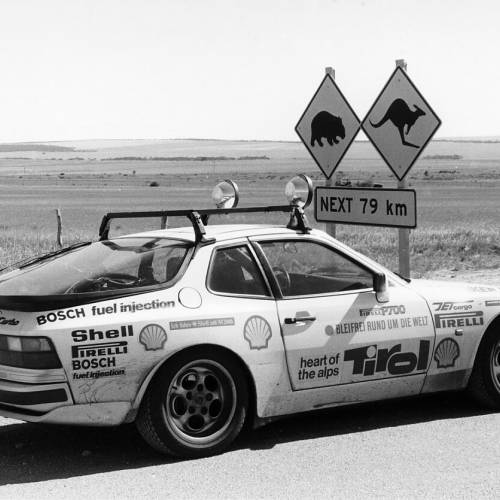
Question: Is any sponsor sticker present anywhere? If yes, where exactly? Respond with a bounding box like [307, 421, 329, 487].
[0, 311, 19, 326]
[433, 301, 474, 312]
[71, 325, 134, 343]
[92, 299, 175, 316]
[344, 340, 430, 376]
[169, 318, 235, 330]
[36, 300, 175, 325]
[139, 324, 167, 351]
[330, 314, 429, 335]
[359, 305, 406, 317]
[298, 353, 341, 381]
[434, 311, 484, 329]
[434, 338, 460, 369]
[70, 325, 133, 379]
[244, 316, 272, 350]
[37, 307, 85, 325]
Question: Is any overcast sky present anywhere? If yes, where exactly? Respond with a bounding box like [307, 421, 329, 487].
[0, 0, 498, 142]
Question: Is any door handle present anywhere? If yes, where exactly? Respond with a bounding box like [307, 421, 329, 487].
[284, 316, 316, 324]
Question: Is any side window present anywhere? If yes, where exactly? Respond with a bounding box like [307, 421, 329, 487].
[133, 245, 189, 287]
[208, 245, 269, 296]
[258, 240, 373, 297]
[151, 246, 186, 283]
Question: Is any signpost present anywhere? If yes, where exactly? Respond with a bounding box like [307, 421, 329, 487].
[297, 60, 440, 279]
[296, 68, 359, 238]
[362, 59, 441, 277]
[315, 187, 416, 228]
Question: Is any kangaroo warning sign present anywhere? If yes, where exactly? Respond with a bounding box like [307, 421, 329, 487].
[315, 187, 416, 228]
[296, 74, 360, 179]
[362, 66, 441, 180]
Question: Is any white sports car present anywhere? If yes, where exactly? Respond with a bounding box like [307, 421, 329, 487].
[0, 176, 498, 458]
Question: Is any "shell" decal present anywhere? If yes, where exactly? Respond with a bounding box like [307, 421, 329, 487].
[244, 316, 272, 350]
[434, 338, 460, 369]
[139, 324, 167, 351]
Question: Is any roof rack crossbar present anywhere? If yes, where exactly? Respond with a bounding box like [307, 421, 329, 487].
[98, 205, 296, 243]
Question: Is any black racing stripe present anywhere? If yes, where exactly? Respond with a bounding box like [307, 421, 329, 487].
[0, 388, 67, 405]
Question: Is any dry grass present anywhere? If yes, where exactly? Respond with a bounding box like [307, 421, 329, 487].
[0, 138, 498, 277]
[336, 226, 500, 277]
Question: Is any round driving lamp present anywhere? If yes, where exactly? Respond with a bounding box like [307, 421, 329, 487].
[212, 180, 239, 209]
[285, 174, 313, 208]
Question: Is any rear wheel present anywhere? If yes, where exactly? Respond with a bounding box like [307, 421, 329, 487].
[137, 347, 248, 457]
[468, 327, 500, 409]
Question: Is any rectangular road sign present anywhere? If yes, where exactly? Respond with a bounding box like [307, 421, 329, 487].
[315, 187, 416, 228]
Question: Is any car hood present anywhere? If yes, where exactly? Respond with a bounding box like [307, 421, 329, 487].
[408, 279, 500, 303]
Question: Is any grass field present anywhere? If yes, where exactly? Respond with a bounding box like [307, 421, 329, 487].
[0, 138, 498, 278]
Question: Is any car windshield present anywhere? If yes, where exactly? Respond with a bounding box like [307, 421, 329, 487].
[0, 237, 192, 295]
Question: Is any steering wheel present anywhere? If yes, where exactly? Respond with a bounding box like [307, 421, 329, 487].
[65, 273, 139, 293]
[272, 266, 291, 295]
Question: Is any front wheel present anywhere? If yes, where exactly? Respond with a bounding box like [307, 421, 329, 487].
[468, 327, 500, 409]
[136, 347, 248, 458]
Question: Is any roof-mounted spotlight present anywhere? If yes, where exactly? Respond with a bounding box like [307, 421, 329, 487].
[285, 174, 313, 208]
[212, 180, 240, 209]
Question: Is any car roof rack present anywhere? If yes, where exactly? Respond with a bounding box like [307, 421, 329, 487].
[98, 204, 311, 244]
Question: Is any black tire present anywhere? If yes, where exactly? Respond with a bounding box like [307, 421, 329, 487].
[136, 346, 249, 458]
[468, 327, 500, 409]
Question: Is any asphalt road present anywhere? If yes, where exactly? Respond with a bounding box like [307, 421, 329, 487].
[0, 392, 498, 499]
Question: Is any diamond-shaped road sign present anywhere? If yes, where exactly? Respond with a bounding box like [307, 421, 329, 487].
[296, 74, 360, 179]
[362, 67, 441, 181]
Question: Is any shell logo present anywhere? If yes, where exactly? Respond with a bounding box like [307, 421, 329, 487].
[139, 324, 167, 351]
[243, 316, 272, 350]
[434, 338, 460, 369]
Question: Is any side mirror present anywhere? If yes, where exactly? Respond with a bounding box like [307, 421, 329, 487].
[373, 272, 389, 303]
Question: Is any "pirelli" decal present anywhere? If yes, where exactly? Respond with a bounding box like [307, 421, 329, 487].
[434, 311, 484, 329]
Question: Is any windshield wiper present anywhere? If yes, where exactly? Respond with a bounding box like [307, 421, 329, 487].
[0, 241, 92, 273]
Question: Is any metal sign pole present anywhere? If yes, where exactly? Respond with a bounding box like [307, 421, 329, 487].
[324, 66, 336, 238]
[395, 59, 410, 278]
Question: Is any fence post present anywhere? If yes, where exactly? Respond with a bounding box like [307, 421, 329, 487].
[55, 209, 63, 248]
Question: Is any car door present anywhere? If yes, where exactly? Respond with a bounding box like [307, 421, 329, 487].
[251, 236, 435, 393]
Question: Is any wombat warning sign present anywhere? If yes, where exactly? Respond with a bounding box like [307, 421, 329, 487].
[296, 73, 360, 179]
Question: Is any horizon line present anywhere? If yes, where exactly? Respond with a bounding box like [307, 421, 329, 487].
[1, 135, 499, 145]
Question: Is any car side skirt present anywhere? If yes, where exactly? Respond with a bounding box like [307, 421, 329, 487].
[0, 401, 132, 426]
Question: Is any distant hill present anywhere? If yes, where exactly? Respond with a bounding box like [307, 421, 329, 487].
[0, 143, 95, 153]
[0, 137, 499, 161]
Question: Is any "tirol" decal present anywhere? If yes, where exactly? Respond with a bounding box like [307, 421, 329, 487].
[344, 340, 430, 376]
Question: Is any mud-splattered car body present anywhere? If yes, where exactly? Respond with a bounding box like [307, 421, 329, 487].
[0, 215, 499, 457]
